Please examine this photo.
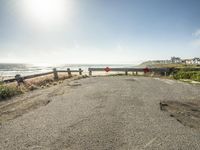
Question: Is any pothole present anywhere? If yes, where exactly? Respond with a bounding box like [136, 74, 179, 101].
[160, 101, 200, 130]
[125, 79, 136, 81]
[68, 82, 82, 87]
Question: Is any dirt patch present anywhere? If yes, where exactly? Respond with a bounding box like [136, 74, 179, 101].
[160, 101, 200, 130]
[0, 75, 88, 125]
[0, 96, 51, 124]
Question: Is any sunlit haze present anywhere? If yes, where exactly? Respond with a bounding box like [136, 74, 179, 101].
[0, 0, 200, 64]
[19, 0, 72, 30]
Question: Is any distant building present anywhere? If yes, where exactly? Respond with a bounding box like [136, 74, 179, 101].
[192, 57, 200, 64]
[182, 59, 193, 65]
[181, 58, 200, 65]
[144, 57, 200, 66]
[171, 57, 181, 64]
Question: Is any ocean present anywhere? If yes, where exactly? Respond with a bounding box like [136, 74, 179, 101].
[0, 63, 135, 79]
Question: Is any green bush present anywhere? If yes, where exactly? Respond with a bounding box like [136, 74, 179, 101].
[0, 84, 22, 100]
[173, 71, 200, 82]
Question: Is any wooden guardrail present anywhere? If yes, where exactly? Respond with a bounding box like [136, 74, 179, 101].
[3, 68, 83, 83]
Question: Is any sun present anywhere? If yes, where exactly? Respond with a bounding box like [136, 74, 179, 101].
[19, 0, 72, 29]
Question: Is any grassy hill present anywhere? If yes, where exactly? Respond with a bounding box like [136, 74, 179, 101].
[139, 61, 200, 68]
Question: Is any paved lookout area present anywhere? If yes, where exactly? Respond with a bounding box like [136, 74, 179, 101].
[0, 76, 200, 150]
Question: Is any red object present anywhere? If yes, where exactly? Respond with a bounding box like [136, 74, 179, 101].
[104, 67, 111, 72]
[143, 67, 150, 73]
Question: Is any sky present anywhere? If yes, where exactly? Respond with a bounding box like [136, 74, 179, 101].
[0, 0, 200, 65]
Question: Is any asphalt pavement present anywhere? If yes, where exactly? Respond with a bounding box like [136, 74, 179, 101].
[0, 76, 200, 150]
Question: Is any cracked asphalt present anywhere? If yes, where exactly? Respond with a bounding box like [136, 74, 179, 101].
[0, 76, 200, 150]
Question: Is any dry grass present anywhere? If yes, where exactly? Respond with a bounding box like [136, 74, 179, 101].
[26, 73, 72, 86]
[0, 73, 76, 100]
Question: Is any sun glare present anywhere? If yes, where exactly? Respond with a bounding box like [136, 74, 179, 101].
[20, 0, 72, 29]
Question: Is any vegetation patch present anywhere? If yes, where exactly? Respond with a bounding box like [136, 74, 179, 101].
[173, 70, 200, 82]
[0, 83, 22, 100]
[0, 74, 87, 101]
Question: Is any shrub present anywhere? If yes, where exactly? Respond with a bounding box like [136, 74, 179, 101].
[173, 71, 200, 82]
[0, 84, 22, 100]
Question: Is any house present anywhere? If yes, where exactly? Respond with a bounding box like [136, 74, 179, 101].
[182, 59, 193, 65]
[182, 58, 200, 65]
[192, 58, 200, 64]
[171, 57, 181, 64]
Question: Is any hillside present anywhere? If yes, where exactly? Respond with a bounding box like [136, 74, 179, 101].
[139, 61, 200, 68]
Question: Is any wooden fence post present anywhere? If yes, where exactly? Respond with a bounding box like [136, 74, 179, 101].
[89, 71, 92, 76]
[67, 68, 72, 77]
[53, 68, 58, 80]
[79, 68, 82, 75]
[125, 70, 128, 75]
[89, 68, 92, 76]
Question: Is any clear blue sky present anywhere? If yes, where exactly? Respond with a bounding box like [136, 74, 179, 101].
[0, 0, 200, 64]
